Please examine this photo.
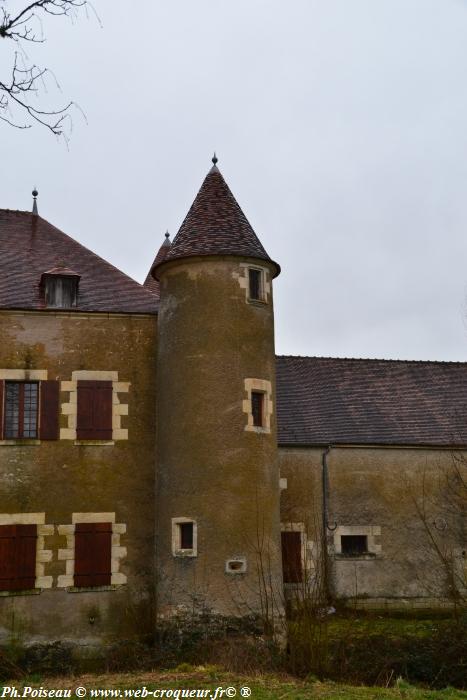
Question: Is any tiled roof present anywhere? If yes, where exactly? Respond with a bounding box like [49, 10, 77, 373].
[144, 232, 171, 300]
[0, 210, 157, 314]
[276, 356, 467, 447]
[153, 165, 279, 278]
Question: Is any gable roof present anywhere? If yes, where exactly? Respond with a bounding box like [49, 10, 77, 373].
[0, 210, 157, 314]
[153, 165, 279, 278]
[276, 355, 467, 447]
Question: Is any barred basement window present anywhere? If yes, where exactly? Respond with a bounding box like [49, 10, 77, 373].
[4, 382, 38, 438]
[248, 268, 263, 301]
[341, 535, 368, 556]
[251, 391, 264, 427]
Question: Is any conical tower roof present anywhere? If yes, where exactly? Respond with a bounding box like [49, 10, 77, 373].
[153, 160, 280, 279]
[144, 231, 171, 299]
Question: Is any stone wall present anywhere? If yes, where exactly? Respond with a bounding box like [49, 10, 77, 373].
[279, 445, 466, 606]
[0, 310, 157, 646]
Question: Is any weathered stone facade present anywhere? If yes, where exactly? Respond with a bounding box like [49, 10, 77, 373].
[0, 311, 157, 645]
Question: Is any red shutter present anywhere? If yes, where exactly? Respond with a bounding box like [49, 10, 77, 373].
[0, 380, 3, 440]
[281, 531, 303, 583]
[39, 380, 60, 440]
[77, 381, 113, 440]
[0, 524, 37, 591]
[74, 522, 112, 588]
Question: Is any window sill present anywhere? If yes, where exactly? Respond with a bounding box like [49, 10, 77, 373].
[244, 425, 271, 434]
[247, 298, 268, 306]
[335, 553, 378, 561]
[0, 439, 41, 446]
[66, 584, 121, 593]
[74, 440, 115, 446]
[173, 549, 197, 558]
[0, 588, 41, 597]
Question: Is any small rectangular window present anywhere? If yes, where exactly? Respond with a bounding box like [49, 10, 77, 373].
[4, 382, 38, 439]
[172, 518, 197, 557]
[251, 391, 264, 427]
[341, 535, 368, 556]
[248, 268, 262, 301]
[179, 522, 193, 550]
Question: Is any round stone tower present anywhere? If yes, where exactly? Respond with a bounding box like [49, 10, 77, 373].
[153, 158, 283, 617]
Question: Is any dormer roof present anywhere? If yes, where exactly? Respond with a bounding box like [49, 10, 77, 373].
[153, 164, 280, 279]
[0, 210, 157, 314]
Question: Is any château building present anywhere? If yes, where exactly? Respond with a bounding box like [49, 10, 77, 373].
[0, 158, 465, 648]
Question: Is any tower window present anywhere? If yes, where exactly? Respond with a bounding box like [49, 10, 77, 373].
[341, 535, 368, 556]
[172, 518, 197, 557]
[248, 268, 263, 301]
[251, 391, 264, 427]
[179, 522, 193, 550]
[4, 382, 38, 439]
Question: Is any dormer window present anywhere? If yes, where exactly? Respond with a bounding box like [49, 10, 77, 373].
[41, 267, 80, 309]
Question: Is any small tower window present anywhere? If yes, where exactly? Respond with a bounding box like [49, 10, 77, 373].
[41, 267, 80, 309]
[179, 522, 193, 550]
[248, 268, 263, 301]
[172, 517, 197, 557]
[251, 391, 264, 427]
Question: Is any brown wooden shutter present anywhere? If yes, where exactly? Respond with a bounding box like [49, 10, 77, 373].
[281, 531, 303, 583]
[77, 381, 113, 440]
[0, 524, 37, 591]
[74, 522, 112, 587]
[0, 380, 3, 440]
[39, 380, 60, 440]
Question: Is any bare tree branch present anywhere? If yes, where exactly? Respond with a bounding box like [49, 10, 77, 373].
[0, 0, 95, 137]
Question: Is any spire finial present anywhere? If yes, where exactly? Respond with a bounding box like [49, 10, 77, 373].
[212, 152, 218, 165]
[32, 187, 38, 216]
[165, 230, 170, 239]
[162, 230, 171, 247]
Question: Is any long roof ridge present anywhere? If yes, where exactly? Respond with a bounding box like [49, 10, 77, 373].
[276, 354, 467, 366]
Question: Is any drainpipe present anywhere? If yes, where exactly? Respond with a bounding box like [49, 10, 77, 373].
[321, 445, 334, 602]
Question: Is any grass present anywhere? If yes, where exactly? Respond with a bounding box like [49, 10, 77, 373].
[2, 669, 467, 700]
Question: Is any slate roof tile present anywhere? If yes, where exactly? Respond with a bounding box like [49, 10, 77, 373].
[276, 355, 467, 447]
[0, 210, 157, 314]
[153, 165, 279, 277]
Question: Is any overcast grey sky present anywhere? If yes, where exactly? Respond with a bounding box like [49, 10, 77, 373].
[3, 0, 467, 361]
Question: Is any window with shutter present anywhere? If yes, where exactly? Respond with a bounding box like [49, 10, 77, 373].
[39, 380, 60, 440]
[281, 531, 303, 583]
[74, 522, 112, 588]
[77, 381, 113, 440]
[0, 524, 37, 591]
[4, 382, 38, 439]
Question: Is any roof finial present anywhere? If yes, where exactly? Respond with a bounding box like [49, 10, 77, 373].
[212, 152, 218, 165]
[32, 187, 38, 216]
[163, 230, 171, 247]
